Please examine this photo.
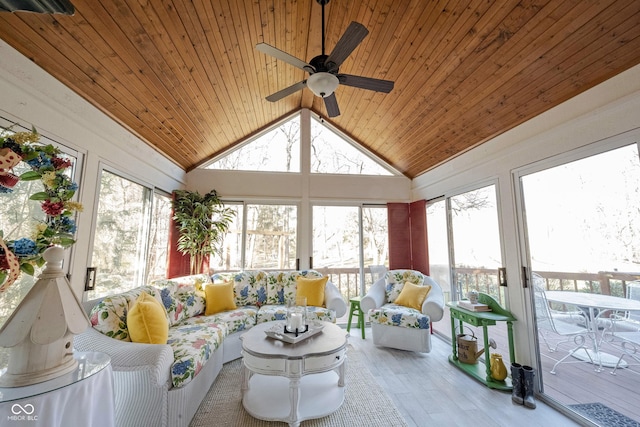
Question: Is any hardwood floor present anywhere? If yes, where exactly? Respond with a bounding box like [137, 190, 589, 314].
[347, 326, 583, 427]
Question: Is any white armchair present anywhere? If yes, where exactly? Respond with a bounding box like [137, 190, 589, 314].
[361, 269, 444, 352]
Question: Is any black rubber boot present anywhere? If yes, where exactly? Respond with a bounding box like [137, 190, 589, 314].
[511, 363, 524, 405]
[522, 365, 537, 409]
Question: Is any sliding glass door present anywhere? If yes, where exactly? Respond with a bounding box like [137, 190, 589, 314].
[428, 185, 508, 353]
[518, 142, 640, 422]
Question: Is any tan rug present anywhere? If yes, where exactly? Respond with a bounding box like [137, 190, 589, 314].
[190, 345, 408, 426]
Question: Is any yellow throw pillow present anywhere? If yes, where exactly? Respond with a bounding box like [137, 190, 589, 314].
[296, 276, 328, 307]
[394, 282, 432, 311]
[205, 282, 237, 315]
[128, 292, 169, 344]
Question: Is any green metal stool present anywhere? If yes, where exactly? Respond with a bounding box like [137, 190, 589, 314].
[347, 296, 366, 339]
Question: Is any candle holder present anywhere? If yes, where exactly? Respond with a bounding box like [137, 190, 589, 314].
[285, 296, 308, 337]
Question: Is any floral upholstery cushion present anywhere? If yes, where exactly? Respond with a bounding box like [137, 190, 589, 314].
[384, 270, 426, 303]
[306, 306, 336, 323]
[369, 304, 429, 329]
[167, 317, 228, 388]
[368, 304, 430, 330]
[205, 306, 258, 334]
[90, 286, 162, 341]
[256, 304, 336, 325]
[265, 270, 324, 305]
[156, 283, 206, 326]
[256, 304, 288, 324]
[231, 271, 267, 307]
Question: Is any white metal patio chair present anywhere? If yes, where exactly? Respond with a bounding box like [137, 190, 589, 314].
[607, 281, 640, 332]
[533, 274, 593, 374]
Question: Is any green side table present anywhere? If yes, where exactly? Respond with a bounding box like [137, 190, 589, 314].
[347, 296, 366, 339]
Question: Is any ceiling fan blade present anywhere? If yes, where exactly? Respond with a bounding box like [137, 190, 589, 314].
[256, 43, 311, 71]
[265, 81, 307, 102]
[324, 93, 340, 118]
[324, 22, 369, 69]
[339, 74, 394, 93]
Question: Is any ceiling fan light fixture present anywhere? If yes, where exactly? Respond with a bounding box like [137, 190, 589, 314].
[307, 72, 339, 98]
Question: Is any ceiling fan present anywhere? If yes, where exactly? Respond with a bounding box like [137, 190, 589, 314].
[256, 0, 394, 118]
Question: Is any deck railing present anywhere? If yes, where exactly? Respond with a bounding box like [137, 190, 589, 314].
[454, 267, 640, 303]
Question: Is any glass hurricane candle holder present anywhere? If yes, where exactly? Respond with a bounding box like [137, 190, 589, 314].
[285, 296, 308, 336]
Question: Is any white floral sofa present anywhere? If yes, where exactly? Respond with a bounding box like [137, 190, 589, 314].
[74, 270, 346, 427]
[361, 269, 444, 353]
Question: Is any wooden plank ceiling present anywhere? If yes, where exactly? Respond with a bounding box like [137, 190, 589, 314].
[0, 0, 639, 178]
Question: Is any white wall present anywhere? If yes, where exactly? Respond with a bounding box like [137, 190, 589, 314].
[0, 40, 186, 296]
[413, 64, 640, 364]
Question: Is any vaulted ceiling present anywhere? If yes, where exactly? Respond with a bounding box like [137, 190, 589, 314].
[0, 1, 639, 178]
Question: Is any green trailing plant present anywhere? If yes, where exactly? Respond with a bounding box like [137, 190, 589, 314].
[172, 189, 235, 275]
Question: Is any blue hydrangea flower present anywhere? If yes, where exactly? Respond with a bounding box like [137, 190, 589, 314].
[274, 312, 286, 320]
[11, 238, 37, 256]
[277, 288, 284, 303]
[0, 186, 13, 194]
[186, 295, 195, 305]
[172, 360, 192, 376]
[26, 152, 53, 169]
[257, 288, 267, 304]
[386, 283, 393, 292]
[391, 313, 403, 325]
[418, 317, 430, 329]
[160, 288, 172, 309]
[50, 216, 76, 233]
[240, 286, 249, 298]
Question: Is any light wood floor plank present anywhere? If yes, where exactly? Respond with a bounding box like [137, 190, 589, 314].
[347, 327, 583, 427]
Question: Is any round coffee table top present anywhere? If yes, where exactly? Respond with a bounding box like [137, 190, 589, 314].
[241, 321, 347, 359]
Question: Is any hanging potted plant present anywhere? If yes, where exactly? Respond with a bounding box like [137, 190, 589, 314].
[172, 189, 235, 275]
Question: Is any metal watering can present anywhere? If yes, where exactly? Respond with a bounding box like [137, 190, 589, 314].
[456, 327, 497, 364]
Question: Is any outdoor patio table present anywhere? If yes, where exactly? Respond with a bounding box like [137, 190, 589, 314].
[545, 291, 640, 371]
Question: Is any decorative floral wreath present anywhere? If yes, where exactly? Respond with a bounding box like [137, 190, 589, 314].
[0, 128, 82, 291]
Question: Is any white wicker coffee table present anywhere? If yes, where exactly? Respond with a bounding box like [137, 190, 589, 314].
[240, 321, 348, 427]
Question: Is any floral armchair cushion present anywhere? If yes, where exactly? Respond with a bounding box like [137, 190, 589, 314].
[89, 285, 162, 341]
[265, 270, 324, 305]
[384, 270, 426, 304]
[368, 303, 430, 330]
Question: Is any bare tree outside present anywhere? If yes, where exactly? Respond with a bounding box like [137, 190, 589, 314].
[206, 115, 300, 172]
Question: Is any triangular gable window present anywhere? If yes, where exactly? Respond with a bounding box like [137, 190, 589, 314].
[203, 111, 396, 176]
[205, 114, 300, 172]
[310, 116, 393, 175]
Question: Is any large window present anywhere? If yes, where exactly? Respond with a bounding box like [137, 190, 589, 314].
[312, 205, 388, 299]
[87, 169, 170, 299]
[146, 192, 172, 283]
[245, 204, 297, 269]
[210, 203, 297, 271]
